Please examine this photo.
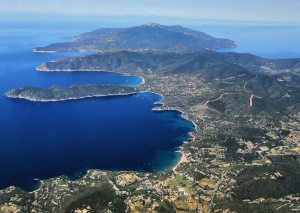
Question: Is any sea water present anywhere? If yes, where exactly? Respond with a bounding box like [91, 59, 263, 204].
[1, 23, 299, 191]
[0, 25, 194, 191]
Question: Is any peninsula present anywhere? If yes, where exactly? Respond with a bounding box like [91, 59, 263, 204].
[5, 84, 138, 102]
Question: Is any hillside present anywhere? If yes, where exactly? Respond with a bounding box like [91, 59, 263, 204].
[6, 85, 137, 102]
[36, 50, 300, 77]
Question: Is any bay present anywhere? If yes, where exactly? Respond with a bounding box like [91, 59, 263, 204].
[1, 23, 299, 191]
[0, 25, 194, 191]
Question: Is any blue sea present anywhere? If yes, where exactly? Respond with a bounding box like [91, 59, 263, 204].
[191, 25, 300, 59]
[0, 23, 299, 191]
[0, 26, 195, 191]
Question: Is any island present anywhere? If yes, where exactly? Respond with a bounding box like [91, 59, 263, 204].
[33, 23, 237, 53]
[5, 84, 139, 102]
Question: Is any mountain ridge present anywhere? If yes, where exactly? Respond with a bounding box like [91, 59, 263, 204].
[36, 50, 300, 77]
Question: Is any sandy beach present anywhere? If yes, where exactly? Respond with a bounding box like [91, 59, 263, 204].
[172, 149, 188, 172]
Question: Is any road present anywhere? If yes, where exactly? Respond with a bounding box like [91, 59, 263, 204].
[209, 171, 227, 212]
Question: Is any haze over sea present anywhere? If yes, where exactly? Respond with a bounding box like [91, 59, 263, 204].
[0, 23, 299, 191]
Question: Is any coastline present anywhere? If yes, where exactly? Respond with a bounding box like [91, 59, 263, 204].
[36, 67, 145, 86]
[3, 69, 197, 192]
[28, 180, 44, 194]
[5, 92, 140, 102]
[172, 150, 188, 173]
[36, 67, 141, 77]
[145, 90, 197, 172]
[33, 49, 57, 53]
[150, 92, 198, 131]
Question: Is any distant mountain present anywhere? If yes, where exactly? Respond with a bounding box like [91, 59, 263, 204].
[33, 23, 237, 53]
[2, 12, 298, 27]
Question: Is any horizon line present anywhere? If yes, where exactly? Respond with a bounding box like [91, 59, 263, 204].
[1, 10, 300, 25]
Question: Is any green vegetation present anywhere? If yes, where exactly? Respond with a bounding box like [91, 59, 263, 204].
[156, 200, 176, 213]
[64, 184, 126, 213]
[234, 156, 300, 200]
[208, 100, 226, 113]
[6, 84, 137, 102]
[167, 175, 188, 188]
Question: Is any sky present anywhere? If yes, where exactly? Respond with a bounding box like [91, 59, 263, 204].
[0, 0, 299, 23]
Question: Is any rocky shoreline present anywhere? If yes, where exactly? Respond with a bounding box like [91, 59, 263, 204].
[33, 49, 57, 53]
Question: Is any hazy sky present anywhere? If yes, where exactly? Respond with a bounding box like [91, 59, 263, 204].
[1, 0, 299, 22]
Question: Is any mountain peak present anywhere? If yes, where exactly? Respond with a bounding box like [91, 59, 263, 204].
[173, 24, 183, 28]
[141, 22, 163, 28]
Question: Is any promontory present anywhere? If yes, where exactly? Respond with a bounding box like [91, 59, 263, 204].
[5, 84, 139, 102]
